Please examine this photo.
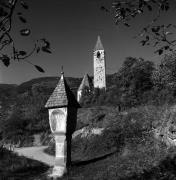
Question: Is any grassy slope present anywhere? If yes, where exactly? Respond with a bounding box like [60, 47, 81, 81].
[2, 77, 176, 179]
[44, 105, 176, 180]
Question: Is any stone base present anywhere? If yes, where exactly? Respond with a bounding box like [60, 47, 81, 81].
[48, 166, 67, 178]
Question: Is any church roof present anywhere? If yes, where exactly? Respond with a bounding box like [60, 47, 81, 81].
[94, 35, 104, 51]
[45, 72, 80, 108]
[78, 74, 93, 91]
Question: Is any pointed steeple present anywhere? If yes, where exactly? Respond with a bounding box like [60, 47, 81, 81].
[94, 35, 104, 51]
[45, 70, 80, 108]
[78, 73, 93, 91]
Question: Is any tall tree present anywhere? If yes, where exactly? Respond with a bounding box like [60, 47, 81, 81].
[118, 57, 154, 106]
[152, 54, 176, 90]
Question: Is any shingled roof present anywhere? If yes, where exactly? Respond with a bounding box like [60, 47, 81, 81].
[45, 73, 80, 108]
[94, 35, 104, 51]
[78, 74, 93, 91]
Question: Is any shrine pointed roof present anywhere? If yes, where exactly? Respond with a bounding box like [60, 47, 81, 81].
[94, 35, 104, 51]
[78, 73, 93, 91]
[45, 72, 80, 108]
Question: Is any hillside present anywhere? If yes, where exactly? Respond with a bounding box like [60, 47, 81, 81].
[40, 105, 176, 179]
[2, 103, 176, 179]
[2, 56, 176, 179]
[16, 76, 82, 95]
[0, 84, 17, 103]
[0, 74, 117, 144]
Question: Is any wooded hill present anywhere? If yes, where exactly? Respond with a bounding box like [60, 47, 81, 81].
[1, 55, 176, 144]
[1, 55, 176, 179]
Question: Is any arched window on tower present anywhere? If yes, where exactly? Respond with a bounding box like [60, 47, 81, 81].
[97, 51, 100, 58]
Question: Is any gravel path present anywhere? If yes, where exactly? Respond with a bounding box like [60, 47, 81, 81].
[14, 146, 54, 166]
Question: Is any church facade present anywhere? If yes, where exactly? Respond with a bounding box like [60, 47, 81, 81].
[77, 36, 106, 102]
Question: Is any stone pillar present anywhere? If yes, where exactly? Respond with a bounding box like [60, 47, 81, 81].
[51, 134, 72, 177]
[53, 135, 67, 177]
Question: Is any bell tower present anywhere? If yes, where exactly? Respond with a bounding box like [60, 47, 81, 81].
[45, 70, 80, 177]
[93, 36, 106, 90]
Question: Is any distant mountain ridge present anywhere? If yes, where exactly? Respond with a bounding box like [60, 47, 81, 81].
[16, 76, 82, 95]
[0, 73, 117, 95]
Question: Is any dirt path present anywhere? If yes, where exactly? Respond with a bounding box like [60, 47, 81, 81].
[14, 146, 55, 166]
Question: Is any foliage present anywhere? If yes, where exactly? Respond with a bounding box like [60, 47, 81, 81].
[1, 92, 50, 145]
[2, 54, 176, 146]
[118, 57, 154, 106]
[2, 112, 29, 144]
[2, 54, 176, 178]
[1, 70, 176, 179]
[81, 57, 155, 108]
[0, 84, 17, 132]
[0, 76, 82, 145]
[101, 0, 176, 55]
[0, 0, 51, 71]
[43, 105, 176, 180]
[152, 54, 176, 90]
[79, 55, 176, 108]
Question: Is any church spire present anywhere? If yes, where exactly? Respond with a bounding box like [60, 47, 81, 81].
[45, 69, 80, 108]
[61, 65, 64, 80]
[94, 35, 104, 51]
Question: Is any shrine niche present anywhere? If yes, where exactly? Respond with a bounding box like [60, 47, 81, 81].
[49, 108, 67, 133]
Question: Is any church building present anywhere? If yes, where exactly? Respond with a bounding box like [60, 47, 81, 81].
[77, 73, 93, 102]
[77, 36, 106, 102]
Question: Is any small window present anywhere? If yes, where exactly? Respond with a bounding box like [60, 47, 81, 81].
[97, 51, 100, 58]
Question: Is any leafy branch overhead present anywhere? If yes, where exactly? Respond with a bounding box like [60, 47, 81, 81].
[101, 0, 176, 55]
[0, 0, 51, 72]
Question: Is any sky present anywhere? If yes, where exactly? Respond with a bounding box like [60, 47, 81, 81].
[0, 0, 176, 84]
